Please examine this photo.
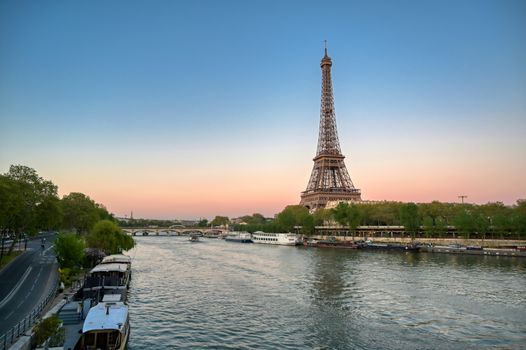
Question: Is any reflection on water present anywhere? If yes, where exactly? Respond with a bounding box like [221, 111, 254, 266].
[128, 237, 526, 349]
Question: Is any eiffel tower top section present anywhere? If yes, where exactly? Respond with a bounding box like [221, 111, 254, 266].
[316, 46, 342, 158]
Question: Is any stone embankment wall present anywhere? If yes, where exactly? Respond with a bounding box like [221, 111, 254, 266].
[312, 235, 526, 248]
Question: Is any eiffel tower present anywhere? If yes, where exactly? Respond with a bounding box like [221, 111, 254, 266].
[300, 46, 361, 210]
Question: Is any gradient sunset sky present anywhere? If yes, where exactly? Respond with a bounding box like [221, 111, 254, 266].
[1, 0, 525, 219]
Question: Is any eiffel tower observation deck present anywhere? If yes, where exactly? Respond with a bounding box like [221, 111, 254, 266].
[300, 46, 361, 210]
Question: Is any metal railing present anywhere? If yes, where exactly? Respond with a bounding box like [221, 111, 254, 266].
[0, 279, 58, 350]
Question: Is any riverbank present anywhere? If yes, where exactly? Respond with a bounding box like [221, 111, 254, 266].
[313, 235, 526, 248]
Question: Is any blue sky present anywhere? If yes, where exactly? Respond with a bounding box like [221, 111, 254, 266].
[1, 0, 525, 218]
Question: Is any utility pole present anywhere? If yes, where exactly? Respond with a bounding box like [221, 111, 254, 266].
[458, 195, 468, 204]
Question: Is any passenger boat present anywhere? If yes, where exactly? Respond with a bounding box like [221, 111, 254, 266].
[77, 302, 130, 350]
[224, 232, 253, 243]
[252, 231, 302, 246]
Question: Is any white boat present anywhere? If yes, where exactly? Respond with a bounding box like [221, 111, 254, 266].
[224, 232, 253, 243]
[251, 231, 302, 246]
[79, 302, 130, 350]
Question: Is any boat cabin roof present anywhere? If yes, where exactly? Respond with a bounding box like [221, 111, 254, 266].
[101, 254, 132, 264]
[90, 263, 128, 274]
[83, 302, 128, 333]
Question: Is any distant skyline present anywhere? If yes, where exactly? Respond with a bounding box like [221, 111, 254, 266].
[1, 0, 525, 219]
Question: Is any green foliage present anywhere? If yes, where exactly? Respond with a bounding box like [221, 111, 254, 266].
[211, 216, 230, 227]
[197, 218, 209, 227]
[276, 205, 314, 234]
[332, 202, 350, 227]
[0, 165, 62, 235]
[54, 233, 85, 269]
[0, 166, 63, 258]
[33, 314, 61, 347]
[512, 200, 526, 237]
[59, 267, 81, 287]
[86, 220, 135, 254]
[454, 208, 477, 239]
[399, 203, 420, 238]
[313, 208, 332, 226]
[331, 202, 362, 238]
[36, 196, 63, 230]
[61, 193, 100, 234]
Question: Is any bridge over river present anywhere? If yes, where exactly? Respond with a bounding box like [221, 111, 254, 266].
[123, 227, 228, 236]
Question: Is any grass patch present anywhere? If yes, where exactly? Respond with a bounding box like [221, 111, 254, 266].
[0, 250, 22, 270]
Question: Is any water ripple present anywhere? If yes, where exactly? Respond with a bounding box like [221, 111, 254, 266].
[127, 237, 526, 349]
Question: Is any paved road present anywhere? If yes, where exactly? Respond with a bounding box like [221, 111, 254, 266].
[0, 235, 58, 336]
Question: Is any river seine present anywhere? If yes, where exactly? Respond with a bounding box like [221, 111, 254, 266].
[127, 236, 525, 349]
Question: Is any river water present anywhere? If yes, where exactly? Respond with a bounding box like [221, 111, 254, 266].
[127, 236, 525, 349]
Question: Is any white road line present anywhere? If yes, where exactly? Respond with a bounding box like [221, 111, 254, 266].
[3, 310, 14, 320]
[0, 266, 33, 309]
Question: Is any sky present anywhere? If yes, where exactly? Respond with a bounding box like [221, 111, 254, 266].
[1, 0, 525, 219]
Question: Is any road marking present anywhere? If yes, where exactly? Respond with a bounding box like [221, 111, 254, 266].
[0, 266, 32, 309]
[3, 310, 14, 320]
[43, 245, 53, 255]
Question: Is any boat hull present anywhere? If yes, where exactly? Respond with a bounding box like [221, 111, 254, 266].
[225, 237, 253, 243]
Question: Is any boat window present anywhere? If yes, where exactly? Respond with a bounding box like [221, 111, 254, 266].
[109, 330, 119, 347]
[84, 332, 95, 346]
[96, 332, 108, 348]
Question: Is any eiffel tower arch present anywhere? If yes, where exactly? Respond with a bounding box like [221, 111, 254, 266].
[300, 47, 361, 210]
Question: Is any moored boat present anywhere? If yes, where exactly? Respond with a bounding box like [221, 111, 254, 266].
[77, 302, 130, 350]
[252, 231, 302, 246]
[304, 236, 359, 249]
[90, 263, 131, 288]
[359, 241, 420, 252]
[224, 232, 253, 243]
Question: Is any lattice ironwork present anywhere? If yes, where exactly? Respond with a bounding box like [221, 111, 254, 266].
[300, 47, 361, 210]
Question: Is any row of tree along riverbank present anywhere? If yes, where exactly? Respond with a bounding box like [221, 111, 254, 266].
[0, 165, 135, 281]
[225, 200, 526, 240]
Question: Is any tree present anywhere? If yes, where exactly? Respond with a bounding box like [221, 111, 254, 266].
[1, 166, 61, 257]
[347, 204, 362, 240]
[512, 199, 526, 239]
[210, 216, 230, 227]
[332, 202, 350, 229]
[36, 196, 63, 231]
[331, 202, 361, 240]
[399, 203, 420, 239]
[313, 208, 332, 226]
[5, 165, 58, 198]
[54, 233, 85, 268]
[197, 218, 209, 227]
[86, 220, 135, 254]
[454, 208, 476, 239]
[276, 205, 314, 234]
[422, 216, 435, 238]
[61, 193, 100, 234]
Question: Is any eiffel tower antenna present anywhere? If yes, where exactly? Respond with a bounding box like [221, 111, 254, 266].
[300, 45, 361, 210]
